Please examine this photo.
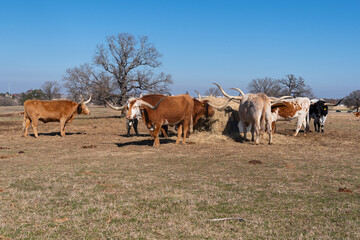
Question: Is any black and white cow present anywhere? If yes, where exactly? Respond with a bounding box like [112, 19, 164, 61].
[309, 99, 342, 132]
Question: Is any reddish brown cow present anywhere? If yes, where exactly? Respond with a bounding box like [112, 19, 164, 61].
[23, 96, 91, 137]
[354, 112, 360, 117]
[192, 91, 215, 127]
[126, 94, 194, 147]
[105, 94, 169, 137]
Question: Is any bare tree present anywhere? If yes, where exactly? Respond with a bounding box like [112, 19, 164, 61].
[344, 89, 360, 112]
[63, 64, 117, 104]
[94, 33, 172, 105]
[247, 77, 282, 97]
[279, 74, 314, 98]
[204, 87, 221, 97]
[128, 69, 172, 95]
[41, 81, 61, 100]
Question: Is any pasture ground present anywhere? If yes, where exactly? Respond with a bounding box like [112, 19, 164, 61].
[1, 105, 360, 239]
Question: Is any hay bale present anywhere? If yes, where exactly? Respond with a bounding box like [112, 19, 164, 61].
[193, 96, 240, 138]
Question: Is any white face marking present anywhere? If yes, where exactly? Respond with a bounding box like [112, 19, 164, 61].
[129, 101, 142, 119]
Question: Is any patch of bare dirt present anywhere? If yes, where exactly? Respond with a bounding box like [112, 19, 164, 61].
[81, 145, 97, 149]
[249, 160, 262, 164]
[338, 187, 353, 193]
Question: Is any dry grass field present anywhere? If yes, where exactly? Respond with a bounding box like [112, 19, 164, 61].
[1, 103, 360, 239]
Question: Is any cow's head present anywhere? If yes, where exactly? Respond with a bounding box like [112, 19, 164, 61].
[126, 97, 167, 120]
[126, 98, 142, 120]
[78, 95, 91, 115]
[194, 99, 215, 118]
[193, 91, 215, 118]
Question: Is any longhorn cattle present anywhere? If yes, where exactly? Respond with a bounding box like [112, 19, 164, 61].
[271, 98, 310, 136]
[105, 94, 169, 137]
[23, 96, 91, 137]
[212, 83, 273, 145]
[309, 99, 342, 132]
[126, 94, 194, 147]
[354, 112, 360, 117]
[186, 91, 215, 135]
[193, 91, 215, 127]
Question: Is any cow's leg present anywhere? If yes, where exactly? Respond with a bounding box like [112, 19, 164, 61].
[176, 124, 183, 144]
[302, 117, 308, 136]
[24, 117, 31, 137]
[271, 121, 276, 135]
[320, 115, 326, 133]
[133, 118, 139, 136]
[60, 119, 66, 137]
[254, 121, 261, 145]
[160, 126, 168, 138]
[293, 117, 304, 136]
[238, 121, 248, 141]
[32, 119, 39, 138]
[182, 118, 190, 144]
[266, 115, 273, 145]
[126, 119, 131, 137]
[152, 124, 161, 147]
[316, 121, 320, 132]
[251, 124, 255, 142]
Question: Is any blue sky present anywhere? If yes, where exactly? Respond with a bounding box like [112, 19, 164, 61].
[0, 0, 359, 98]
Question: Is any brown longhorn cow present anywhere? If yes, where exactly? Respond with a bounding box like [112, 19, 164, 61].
[105, 94, 169, 137]
[192, 90, 215, 128]
[126, 94, 194, 147]
[23, 96, 91, 138]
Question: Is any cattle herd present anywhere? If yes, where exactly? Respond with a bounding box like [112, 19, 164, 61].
[22, 83, 347, 146]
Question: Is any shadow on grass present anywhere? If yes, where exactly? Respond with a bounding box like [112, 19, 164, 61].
[115, 138, 176, 147]
[119, 133, 150, 138]
[85, 115, 121, 120]
[28, 132, 85, 137]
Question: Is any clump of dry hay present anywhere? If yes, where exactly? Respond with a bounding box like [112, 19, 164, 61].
[190, 96, 296, 145]
[192, 96, 240, 139]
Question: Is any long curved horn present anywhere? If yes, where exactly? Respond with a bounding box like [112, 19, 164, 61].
[207, 98, 234, 110]
[269, 95, 292, 103]
[138, 97, 166, 110]
[194, 90, 201, 100]
[105, 100, 127, 110]
[213, 83, 243, 100]
[324, 98, 343, 106]
[230, 87, 245, 96]
[84, 94, 92, 104]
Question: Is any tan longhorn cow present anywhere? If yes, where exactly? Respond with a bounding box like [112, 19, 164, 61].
[23, 96, 91, 137]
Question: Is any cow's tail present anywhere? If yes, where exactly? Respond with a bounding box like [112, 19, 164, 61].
[305, 109, 310, 132]
[261, 104, 266, 133]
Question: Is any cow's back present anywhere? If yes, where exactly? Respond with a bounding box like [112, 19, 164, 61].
[24, 100, 77, 122]
[145, 94, 194, 124]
